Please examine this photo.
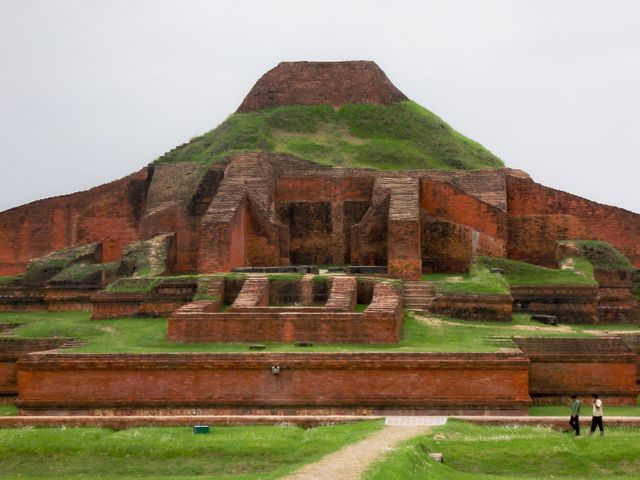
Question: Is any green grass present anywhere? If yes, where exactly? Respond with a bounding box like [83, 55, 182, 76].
[364, 419, 640, 479]
[1, 311, 624, 354]
[560, 240, 634, 270]
[267, 273, 304, 282]
[477, 256, 597, 286]
[0, 420, 382, 480]
[0, 275, 23, 285]
[156, 102, 503, 171]
[0, 404, 18, 416]
[432, 264, 510, 296]
[104, 277, 162, 293]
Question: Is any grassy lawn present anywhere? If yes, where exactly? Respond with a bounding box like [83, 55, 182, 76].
[2, 311, 633, 354]
[0, 405, 17, 416]
[364, 419, 640, 479]
[0, 420, 382, 479]
[155, 102, 503, 171]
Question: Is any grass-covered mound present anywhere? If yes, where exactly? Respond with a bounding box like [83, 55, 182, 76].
[364, 420, 640, 479]
[559, 240, 634, 271]
[477, 256, 597, 287]
[0, 421, 382, 480]
[156, 101, 503, 171]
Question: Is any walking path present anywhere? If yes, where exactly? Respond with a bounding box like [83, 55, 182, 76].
[282, 424, 433, 480]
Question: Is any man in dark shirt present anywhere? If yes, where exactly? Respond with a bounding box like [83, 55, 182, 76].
[569, 395, 581, 436]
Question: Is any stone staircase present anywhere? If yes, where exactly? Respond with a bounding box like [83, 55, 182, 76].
[402, 281, 436, 311]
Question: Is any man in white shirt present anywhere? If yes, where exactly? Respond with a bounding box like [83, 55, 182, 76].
[589, 394, 604, 436]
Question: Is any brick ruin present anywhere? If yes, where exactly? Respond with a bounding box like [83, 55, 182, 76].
[2, 154, 639, 281]
[1, 61, 639, 415]
[2, 62, 640, 281]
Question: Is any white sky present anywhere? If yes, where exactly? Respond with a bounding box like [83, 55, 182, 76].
[1, 0, 639, 213]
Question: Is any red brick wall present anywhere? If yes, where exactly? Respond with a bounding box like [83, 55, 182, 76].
[1, 338, 71, 395]
[237, 61, 408, 112]
[511, 285, 599, 323]
[506, 175, 640, 267]
[431, 294, 513, 322]
[16, 352, 531, 414]
[0, 169, 149, 275]
[168, 310, 400, 344]
[514, 338, 639, 405]
[388, 220, 421, 280]
[421, 178, 507, 243]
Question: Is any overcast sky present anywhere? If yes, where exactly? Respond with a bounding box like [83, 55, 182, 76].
[1, 0, 639, 213]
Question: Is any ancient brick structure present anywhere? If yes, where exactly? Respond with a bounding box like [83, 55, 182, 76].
[15, 352, 531, 415]
[1, 63, 638, 282]
[168, 277, 403, 344]
[514, 337, 639, 405]
[237, 61, 408, 112]
[0, 338, 73, 397]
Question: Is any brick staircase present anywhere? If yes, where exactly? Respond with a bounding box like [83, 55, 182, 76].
[229, 277, 269, 310]
[325, 276, 357, 311]
[403, 281, 435, 311]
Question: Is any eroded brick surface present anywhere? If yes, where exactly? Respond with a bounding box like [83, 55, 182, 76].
[237, 61, 408, 112]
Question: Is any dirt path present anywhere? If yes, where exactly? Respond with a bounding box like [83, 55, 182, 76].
[282, 425, 431, 480]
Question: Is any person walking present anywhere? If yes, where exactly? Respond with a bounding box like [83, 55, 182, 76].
[569, 395, 581, 436]
[589, 394, 604, 436]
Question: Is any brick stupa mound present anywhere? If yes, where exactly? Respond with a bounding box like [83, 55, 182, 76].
[237, 61, 408, 112]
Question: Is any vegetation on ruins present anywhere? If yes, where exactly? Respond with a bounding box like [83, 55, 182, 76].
[104, 277, 164, 293]
[156, 102, 504, 171]
[476, 256, 598, 286]
[559, 239, 635, 271]
[429, 264, 511, 296]
[48, 262, 118, 285]
[0, 405, 17, 416]
[0, 421, 383, 479]
[3, 311, 635, 354]
[0, 275, 23, 285]
[364, 420, 640, 479]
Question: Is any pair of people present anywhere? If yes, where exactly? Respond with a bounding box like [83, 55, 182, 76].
[569, 394, 604, 436]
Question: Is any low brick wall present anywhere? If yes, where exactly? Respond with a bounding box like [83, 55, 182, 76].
[0, 287, 101, 312]
[168, 309, 400, 344]
[0, 338, 71, 396]
[511, 285, 599, 323]
[431, 294, 513, 322]
[169, 281, 401, 344]
[514, 337, 639, 405]
[0, 287, 47, 312]
[43, 288, 98, 312]
[91, 293, 192, 319]
[15, 352, 531, 415]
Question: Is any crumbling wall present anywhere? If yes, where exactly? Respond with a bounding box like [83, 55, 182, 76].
[506, 175, 640, 267]
[0, 169, 150, 276]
